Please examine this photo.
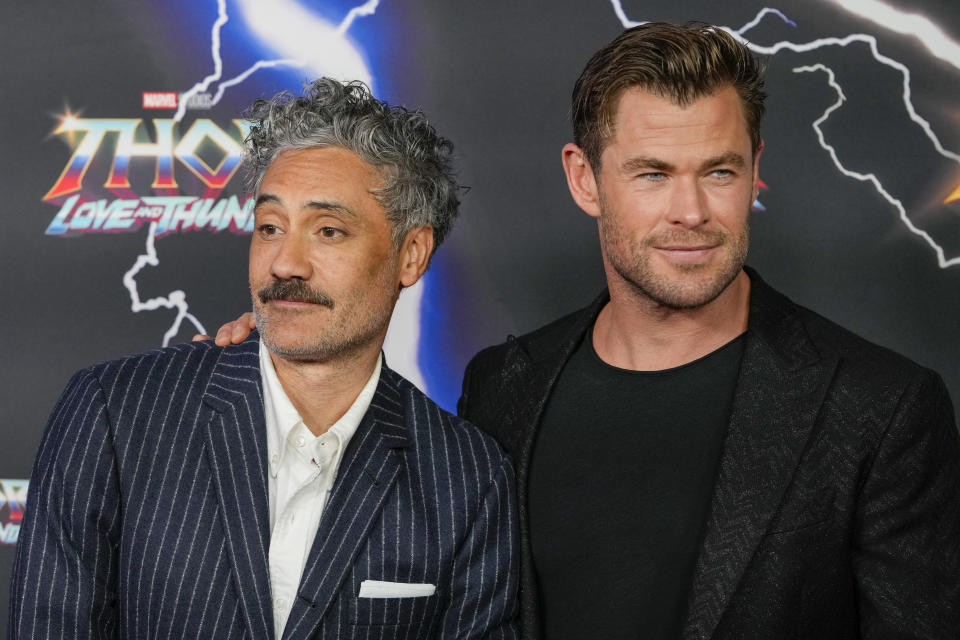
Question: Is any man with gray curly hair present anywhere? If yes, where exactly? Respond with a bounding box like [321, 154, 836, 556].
[243, 78, 459, 365]
[11, 78, 519, 640]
